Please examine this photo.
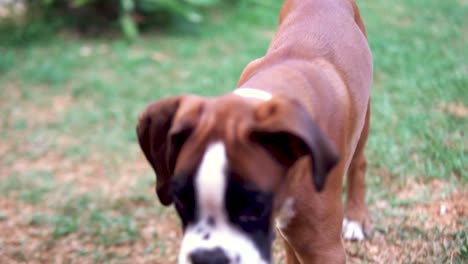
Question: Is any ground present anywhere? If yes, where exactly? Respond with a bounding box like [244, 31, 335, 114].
[0, 0, 467, 263]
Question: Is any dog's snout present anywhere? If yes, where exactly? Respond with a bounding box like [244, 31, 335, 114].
[189, 247, 230, 264]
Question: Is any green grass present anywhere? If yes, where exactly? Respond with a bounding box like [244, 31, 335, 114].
[1, 170, 56, 204]
[0, 0, 466, 263]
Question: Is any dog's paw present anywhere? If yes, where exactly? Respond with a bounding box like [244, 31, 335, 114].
[342, 218, 366, 241]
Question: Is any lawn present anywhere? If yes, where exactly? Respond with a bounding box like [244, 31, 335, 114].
[0, 0, 467, 263]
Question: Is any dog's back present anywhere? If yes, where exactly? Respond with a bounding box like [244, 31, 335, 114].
[237, 0, 373, 262]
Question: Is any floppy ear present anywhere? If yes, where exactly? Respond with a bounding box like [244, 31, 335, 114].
[136, 95, 202, 205]
[250, 97, 339, 192]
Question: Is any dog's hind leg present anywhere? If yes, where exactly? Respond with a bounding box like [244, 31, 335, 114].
[343, 100, 371, 241]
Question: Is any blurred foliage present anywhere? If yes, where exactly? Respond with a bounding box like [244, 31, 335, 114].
[1, 0, 230, 42]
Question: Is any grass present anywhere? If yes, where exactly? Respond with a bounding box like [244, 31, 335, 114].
[0, 0, 467, 263]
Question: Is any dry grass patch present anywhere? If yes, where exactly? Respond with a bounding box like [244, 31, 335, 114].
[345, 186, 466, 263]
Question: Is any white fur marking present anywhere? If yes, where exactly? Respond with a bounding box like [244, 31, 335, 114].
[234, 88, 272, 101]
[178, 142, 267, 264]
[342, 218, 365, 241]
[275, 198, 295, 229]
[196, 142, 227, 215]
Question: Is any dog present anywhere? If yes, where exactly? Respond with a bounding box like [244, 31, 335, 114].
[136, 0, 372, 263]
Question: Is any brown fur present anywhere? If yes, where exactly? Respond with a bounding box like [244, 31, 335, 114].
[236, 0, 373, 262]
[137, 0, 372, 263]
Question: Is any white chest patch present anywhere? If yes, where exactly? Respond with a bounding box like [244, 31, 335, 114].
[234, 88, 272, 101]
[275, 197, 295, 230]
[178, 142, 268, 264]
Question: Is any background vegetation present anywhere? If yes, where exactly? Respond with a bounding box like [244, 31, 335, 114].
[0, 0, 466, 263]
[22, 0, 227, 39]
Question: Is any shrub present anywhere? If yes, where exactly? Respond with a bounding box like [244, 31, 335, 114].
[19, 0, 224, 40]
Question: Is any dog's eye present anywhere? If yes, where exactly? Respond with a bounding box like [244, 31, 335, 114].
[225, 170, 273, 229]
[172, 189, 191, 217]
[237, 192, 272, 223]
[239, 204, 267, 223]
[172, 189, 197, 227]
[170, 172, 196, 226]
[173, 196, 185, 212]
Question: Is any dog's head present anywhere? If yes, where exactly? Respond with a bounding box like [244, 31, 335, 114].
[136, 93, 338, 264]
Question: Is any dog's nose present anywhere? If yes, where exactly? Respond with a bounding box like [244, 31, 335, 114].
[189, 247, 230, 264]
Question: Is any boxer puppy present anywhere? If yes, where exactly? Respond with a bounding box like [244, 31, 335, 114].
[137, 0, 372, 263]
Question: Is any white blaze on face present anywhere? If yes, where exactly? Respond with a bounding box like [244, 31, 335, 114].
[178, 142, 268, 264]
